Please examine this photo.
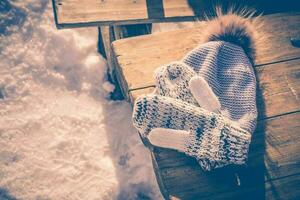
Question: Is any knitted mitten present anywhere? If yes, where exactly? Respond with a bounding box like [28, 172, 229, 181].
[148, 76, 222, 150]
[154, 62, 199, 106]
[132, 94, 252, 170]
[188, 76, 221, 113]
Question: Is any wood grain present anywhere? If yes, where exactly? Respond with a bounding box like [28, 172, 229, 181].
[52, 0, 199, 28]
[113, 13, 300, 91]
[99, 26, 115, 77]
[52, 0, 300, 28]
[151, 112, 300, 199]
[255, 59, 300, 118]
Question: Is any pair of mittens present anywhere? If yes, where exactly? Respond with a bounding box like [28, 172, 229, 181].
[133, 63, 251, 170]
[132, 94, 251, 171]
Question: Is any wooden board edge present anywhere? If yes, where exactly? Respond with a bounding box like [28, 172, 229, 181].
[111, 43, 132, 100]
[52, 16, 203, 29]
[151, 151, 171, 200]
[51, 0, 61, 29]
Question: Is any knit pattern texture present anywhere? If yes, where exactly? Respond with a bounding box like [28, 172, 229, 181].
[132, 41, 258, 170]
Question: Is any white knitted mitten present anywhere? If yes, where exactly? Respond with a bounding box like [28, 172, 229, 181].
[148, 76, 222, 151]
[189, 76, 221, 113]
[132, 94, 251, 170]
[154, 62, 199, 106]
[147, 76, 245, 170]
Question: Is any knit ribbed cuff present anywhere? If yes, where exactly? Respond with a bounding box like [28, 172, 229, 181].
[221, 121, 252, 165]
[183, 117, 252, 171]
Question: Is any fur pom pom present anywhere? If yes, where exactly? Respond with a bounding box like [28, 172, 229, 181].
[200, 7, 264, 61]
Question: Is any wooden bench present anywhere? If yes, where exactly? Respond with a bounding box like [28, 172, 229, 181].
[52, 1, 300, 199]
[112, 12, 300, 199]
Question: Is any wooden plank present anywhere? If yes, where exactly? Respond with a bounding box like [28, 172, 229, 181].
[165, 173, 300, 200]
[52, 0, 300, 28]
[100, 24, 151, 77]
[52, 0, 198, 28]
[99, 26, 115, 77]
[266, 175, 300, 200]
[113, 13, 300, 91]
[53, 0, 147, 27]
[129, 58, 300, 119]
[161, 174, 300, 200]
[150, 112, 300, 199]
[255, 59, 300, 118]
[100, 26, 133, 99]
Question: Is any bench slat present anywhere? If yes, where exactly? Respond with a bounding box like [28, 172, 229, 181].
[161, 174, 300, 200]
[113, 13, 300, 91]
[52, 0, 199, 28]
[53, 0, 147, 28]
[52, 0, 300, 28]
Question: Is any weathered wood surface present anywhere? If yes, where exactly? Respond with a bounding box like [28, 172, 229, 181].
[111, 12, 300, 199]
[113, 13, 300, 92]
[99, 26, 115, 75]
[52, 0, 199, 28]
[52, 0, 300, 28]
[150, 112, 300, 199]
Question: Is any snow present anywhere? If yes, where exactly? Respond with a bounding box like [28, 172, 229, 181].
[0, 0, 162, 199]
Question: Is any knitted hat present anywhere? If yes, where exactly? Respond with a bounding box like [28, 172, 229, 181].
[132, 13, 259, 170]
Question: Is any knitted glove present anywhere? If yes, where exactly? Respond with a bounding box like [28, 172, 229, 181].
[132, 94, 252, 170]
[149, 76, 222, 148]
[154, 62, 224, 115]
[148, 76, 230, 170]
[154, 62, 199, 106]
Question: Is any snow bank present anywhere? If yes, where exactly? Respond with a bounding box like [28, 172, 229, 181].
[0, 0, 162, 199]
